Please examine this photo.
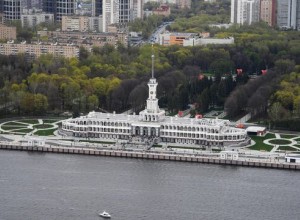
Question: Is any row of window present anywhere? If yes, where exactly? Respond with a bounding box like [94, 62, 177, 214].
[65, 121, 244, 136]
[71, 120, 131, 127]
[161, 132, 245, 140]
[64, 125, 130, 133]
[162, 125, 221, 133]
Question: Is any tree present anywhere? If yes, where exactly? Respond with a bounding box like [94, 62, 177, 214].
[177, 84, 189, 110]
[20, 93, 35, 113]
[10, 83, 27, 115]
[79, 46, 90, 61]
[110, 79, 139, 111]
[197, 88, 210, 113]
[292, 97, 300, 119]
[269, 102, 285, 121]
[87, 95, 99, 111]
[129, 84, 148, 113]
[274, 59, 295, 75]
[274, 90, 294, 111]
[34, 93, 48, 114]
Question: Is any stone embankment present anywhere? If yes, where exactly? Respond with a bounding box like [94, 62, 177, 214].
[0, 144, 299, 170]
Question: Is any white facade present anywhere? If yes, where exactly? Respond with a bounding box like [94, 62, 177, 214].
[103, 0, 119, 32]
[61, 54, 249, 148]
[131, 0, 144, 19]
[183, 37, 235, 46]
[277, 0, 300, 30]
[21, 9, 54, 27]
[102, 0, 144, 32]
[285, 155, 300, 163]
[220, 151, 239, 160]
[231, 0, 260, 25]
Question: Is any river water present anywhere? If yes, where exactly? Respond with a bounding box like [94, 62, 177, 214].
[0, 150, 299, 220]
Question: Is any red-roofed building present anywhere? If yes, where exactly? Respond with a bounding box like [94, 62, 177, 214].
[153, 5, 171, 16]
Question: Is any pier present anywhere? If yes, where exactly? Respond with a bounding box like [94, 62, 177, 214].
[0, 143, 299, 170]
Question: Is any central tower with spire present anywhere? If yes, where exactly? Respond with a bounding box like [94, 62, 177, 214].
[139, 45, 165, 122]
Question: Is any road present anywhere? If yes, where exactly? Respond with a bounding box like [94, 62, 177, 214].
[148, 22, 173, 44]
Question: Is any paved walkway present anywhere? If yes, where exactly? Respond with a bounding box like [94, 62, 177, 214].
[0, 119, 60, 136]
[275, 133, 281, 138]
[1, 119, 300, 161]
[263, 133, 300, 152]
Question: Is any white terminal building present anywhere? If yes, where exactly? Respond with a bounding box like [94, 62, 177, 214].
[61, 54, 249, 148]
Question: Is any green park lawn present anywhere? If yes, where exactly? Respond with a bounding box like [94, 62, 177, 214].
[2, 121, 26, 126]
[278, 146, 298, 151]
[18, 119, 39, 124]
[33, 124, 54, 129]
[34, 128, 56, 136]
[248, 133, 276, 152]
[42, 119, 61, 124]
[280, 134, 298, 139]
[1, 125, 27, 130]
[13, 128, 34, 133]
[268, 139, 292, 145]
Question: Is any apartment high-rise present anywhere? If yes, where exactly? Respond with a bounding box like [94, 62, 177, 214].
[287, 0, 300, 29]
[231, 0, 260, 25]
[260, 0, 276, 26]
[20, 0, 32, 8]
[102, 0, 143, 32]
[119, 0, 131, 23]
[131, 0, 143, 19]
[103, 0, 119, 32]
[92, 0, 103, 16]
[43, 0, 76, 21]
[21, 9, 54, 27]
[20, 0, 43, 9]
[277, 0, 300, 29]
[3, 0, 21, 20]
[0, 0, 3, 13]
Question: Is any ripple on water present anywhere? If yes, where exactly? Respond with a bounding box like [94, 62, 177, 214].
[0, 151, 299, 220]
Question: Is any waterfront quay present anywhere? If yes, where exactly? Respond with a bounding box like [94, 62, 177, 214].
[0, 143, 299, 171]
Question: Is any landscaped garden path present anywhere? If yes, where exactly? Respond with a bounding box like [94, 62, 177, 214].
[1, 118, 300, 154]
[262, 133, 300, 153]
[0, 119, 63, 136]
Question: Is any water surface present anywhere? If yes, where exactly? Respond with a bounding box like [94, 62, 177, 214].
[0, 150, 299, 220]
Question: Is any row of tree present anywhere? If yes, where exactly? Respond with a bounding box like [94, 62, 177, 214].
[269, 69, 300, 120]
[0, 1, 300, 118]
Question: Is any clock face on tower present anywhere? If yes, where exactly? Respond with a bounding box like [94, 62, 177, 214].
[150, 91, 153, 94]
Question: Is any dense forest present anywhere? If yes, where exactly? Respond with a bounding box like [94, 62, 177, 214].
[0, 0, 299, 131]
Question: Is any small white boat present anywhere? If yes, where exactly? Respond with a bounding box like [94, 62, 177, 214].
[99, 211, 111, 218]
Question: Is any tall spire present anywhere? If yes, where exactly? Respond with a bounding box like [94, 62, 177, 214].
[151, 43, 154, 78]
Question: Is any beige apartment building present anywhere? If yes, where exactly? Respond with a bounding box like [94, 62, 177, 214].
[145, 0, 191, 8]
[38, 31, 128, 48]
[0, 43, 79, 58]
[260, 0, 276, 26]
[153, 5, 171, 16]
[62, 16, 89, 32]
[177, 0, 191, 8]
[0, 24, 17, 40]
